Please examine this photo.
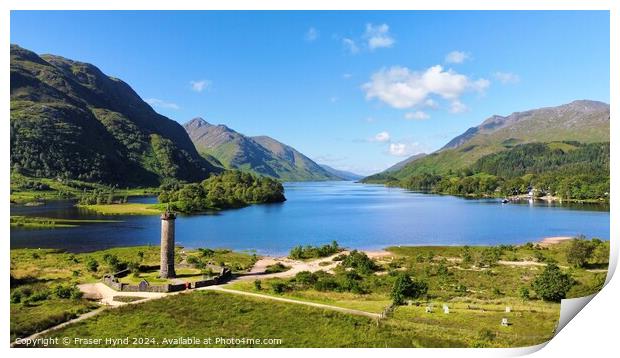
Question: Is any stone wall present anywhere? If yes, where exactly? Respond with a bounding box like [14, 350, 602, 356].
[102, 266, 233, 293]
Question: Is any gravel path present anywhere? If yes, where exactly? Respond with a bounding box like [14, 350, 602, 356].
[202, 285, 381, 319]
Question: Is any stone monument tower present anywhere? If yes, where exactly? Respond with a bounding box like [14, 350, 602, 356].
[160, 209, 176, 278]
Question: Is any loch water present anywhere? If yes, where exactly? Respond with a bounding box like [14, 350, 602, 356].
[10, 181, 610, 255]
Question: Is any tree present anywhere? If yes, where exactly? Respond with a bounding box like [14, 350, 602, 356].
[390, 273, 428, 305]
[531, 263, 575, 302]
[566, 238, 595, 268]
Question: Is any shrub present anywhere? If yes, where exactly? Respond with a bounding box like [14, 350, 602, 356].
[519, 287, 530, 300]
[294, 271, 317, 286]
[265, 262, 291, 274]
[313, 277, 340, 292]
[199, 248, 215, 258]
[338, 271, 366, 294]
[461, 246, 472, 266]
[479, 247, 502, 267]
[86, 258, 99, 273]
[253, 279, 262, 291]
[54, 285, 82, 300]
[289, 241, 340, 260]
[390, 273, 428, 305]
[271, 282, 288, 294]
[531, 263, 575, 302]
[566, 238, 595, 268]
[340, 250, 378, 274]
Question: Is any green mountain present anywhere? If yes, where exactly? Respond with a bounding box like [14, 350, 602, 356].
[318, 165, 363, 181]
[375, 100, 609, 180]
[184, 118, 341, 181]
[363, 100, 609, 201]
[10, 45, 219, 186]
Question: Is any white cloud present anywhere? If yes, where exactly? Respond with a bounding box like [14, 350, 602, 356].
[445, 51, 470, 64]
[330, 96, 339, 103]
[362, 65, 489, 110]
[371, 131, 391, 143]
[364, 23, 395, 50]
[145, 98, 180, 110]
[364, 117, 376, 123]
[342, 38, 359, 54]
[449, 100, 468, 114]
[388, 142, 423, 157]
[424, 98, 439, 108]
[342, 73, 353, 79]
[190, 80, 211, 92]
[389, 143, 407, 156]
[494, 71, 520, 84]
[305, 27, 319, 41]
[404, 111, 430, 120]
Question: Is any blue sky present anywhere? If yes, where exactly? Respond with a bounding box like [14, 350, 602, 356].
[11, 11, 609, 175]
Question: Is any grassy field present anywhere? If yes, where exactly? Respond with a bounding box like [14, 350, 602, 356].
[10, 216, 122, 229]
[37, 290, 557, 348]
[78, 203, 164, 215]
[11, 240, 608, 347]
[10, 246, 257, 341]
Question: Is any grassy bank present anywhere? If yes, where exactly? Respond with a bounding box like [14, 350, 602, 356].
[10, 216, 122, 229]
[78, 203, 164, 215]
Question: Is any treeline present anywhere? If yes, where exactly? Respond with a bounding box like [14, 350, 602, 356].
[289, 241, 341, 260]
[380, 142, 609, 201]
[77, 187, 128, 205]
[158, 170, 286, 213]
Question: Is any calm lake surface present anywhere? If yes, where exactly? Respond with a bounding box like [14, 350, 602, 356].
[10, 181, 610, 255]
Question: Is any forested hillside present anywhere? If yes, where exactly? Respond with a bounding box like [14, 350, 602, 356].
[10, 45, 219, 186]
[369, 142, 609, 201]
[363, 101, 610, 202]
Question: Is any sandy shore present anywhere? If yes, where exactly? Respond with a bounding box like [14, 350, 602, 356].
[538, 236, 575, 247]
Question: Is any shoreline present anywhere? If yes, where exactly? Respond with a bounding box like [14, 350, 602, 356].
[9, 235, 581, 256]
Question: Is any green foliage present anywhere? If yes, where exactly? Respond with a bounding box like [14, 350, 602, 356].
[531, 264, 575, 302]
[271, 281, 288, 294]
[519, 287, 530, 301]
[479, 247, 503, 267]
[85, 258, 99, 273]
[53, 284, 83, 300]
[265, 263, 291, 274]
[158, 170, 285, 213]
[391, 273, 428, 305]
[339, 250, 379, 275]
[253, 279, 262, 291]
[368, 142, 609, 202]
[566, 238, 595, 268]
[289, 241, 341, 260]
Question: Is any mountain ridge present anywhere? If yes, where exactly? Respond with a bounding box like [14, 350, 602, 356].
[377, 99, 609, 180]
[319, 164, 363, 181]
[10, 44, 219, 185]
[184, 118, 341, 181]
